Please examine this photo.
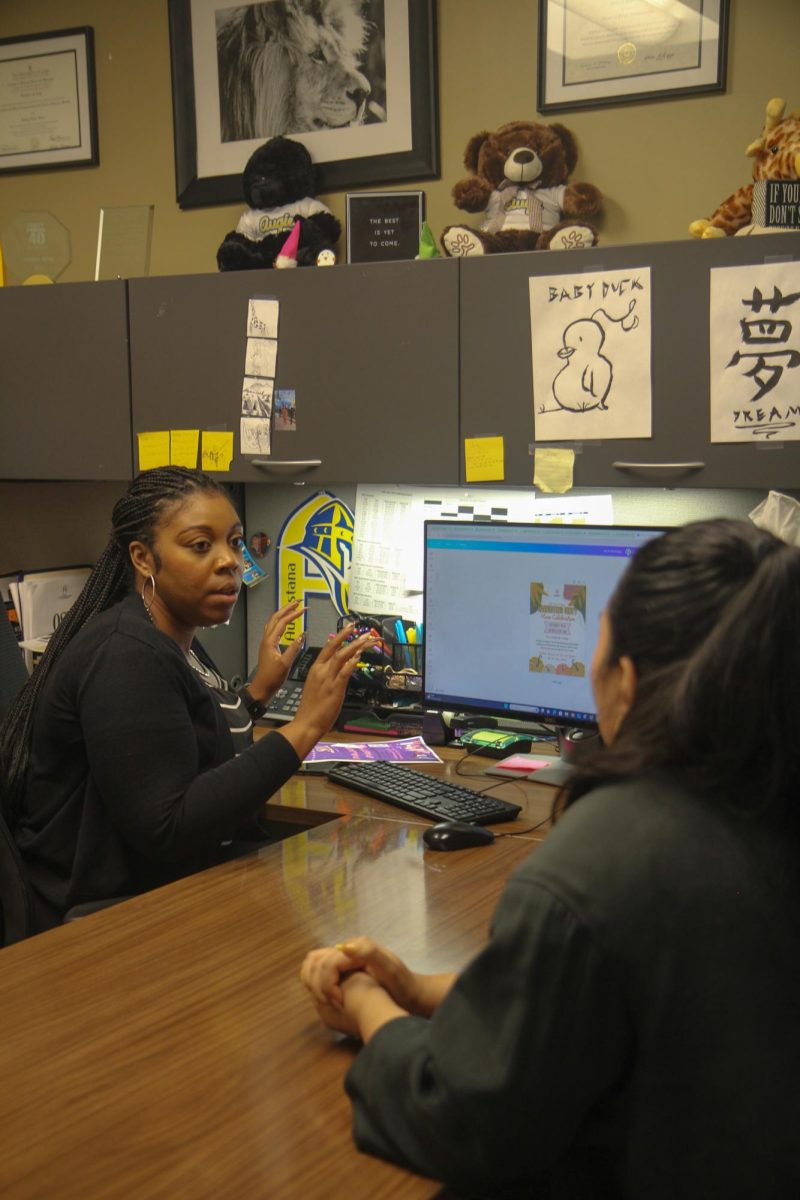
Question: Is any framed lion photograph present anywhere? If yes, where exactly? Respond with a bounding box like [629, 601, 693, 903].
[168, 0, 439, 208]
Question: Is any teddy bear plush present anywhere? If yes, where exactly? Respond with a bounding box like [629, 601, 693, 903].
[689, 98, 800, 238]
[217, 136, 341, 270]
[441, 120, 602, 257]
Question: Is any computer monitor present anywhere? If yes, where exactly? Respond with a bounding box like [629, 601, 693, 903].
[423, 521, 667, 732]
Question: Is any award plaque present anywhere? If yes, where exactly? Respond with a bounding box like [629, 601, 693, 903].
[0, 210, 71, 283]
[95, 205, 154, 280]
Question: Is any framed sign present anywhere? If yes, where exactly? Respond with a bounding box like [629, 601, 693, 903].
[0, 27, 99, 174]
[537, 0, 729, 113]
[346, 190, 424, 263]
[168, 0, 439, 209]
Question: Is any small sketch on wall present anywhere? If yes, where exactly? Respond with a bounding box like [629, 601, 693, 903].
[530, 267, 652, 442]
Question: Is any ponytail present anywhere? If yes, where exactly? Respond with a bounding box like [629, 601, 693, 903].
[560, 519, 800, 832]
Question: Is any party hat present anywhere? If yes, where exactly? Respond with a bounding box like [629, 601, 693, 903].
[416, 221, 440, 260]
[275, 219, 301, 269]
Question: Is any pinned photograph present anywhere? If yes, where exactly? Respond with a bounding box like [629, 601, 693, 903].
[275, 388, 297, 430]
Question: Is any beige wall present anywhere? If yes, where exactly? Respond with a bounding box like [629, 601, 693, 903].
[2, 1, 799, 282]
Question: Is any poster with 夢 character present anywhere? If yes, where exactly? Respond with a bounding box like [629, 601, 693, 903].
[710, 261, 800, 442]
[530, 267, 652, 442]
[529, 579, 587, 678]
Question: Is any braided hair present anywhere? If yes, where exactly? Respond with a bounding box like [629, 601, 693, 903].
[0, 466, 225, 827]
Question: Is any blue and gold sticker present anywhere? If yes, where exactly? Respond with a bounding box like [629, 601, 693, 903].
[275, 491, 354, 644]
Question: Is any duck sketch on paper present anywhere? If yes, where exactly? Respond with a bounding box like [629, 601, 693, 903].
[553, 317, 612, 412]
[538, 298, 639, 415]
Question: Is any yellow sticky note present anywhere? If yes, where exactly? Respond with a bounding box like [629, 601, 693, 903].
[464, 436, 504, 482]
[201, 430, 234, 473]
[534, 448, 575, 494]
[137, 431, 170, 471]
[170, 429, 199, 468]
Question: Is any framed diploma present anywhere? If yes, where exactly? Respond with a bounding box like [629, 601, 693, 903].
[0, 27, 99, 174]
[538, 0, 729, 113]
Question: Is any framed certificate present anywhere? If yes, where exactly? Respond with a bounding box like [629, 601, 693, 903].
[538, 0, 729, 113]
[0, 27, 99, 175]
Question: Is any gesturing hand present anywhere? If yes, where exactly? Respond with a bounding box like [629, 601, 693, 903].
[278, 624, 375, 759]
[248, 599, 307, 703]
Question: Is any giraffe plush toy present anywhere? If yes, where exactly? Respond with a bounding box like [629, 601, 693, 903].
[689, 98, 800, 237]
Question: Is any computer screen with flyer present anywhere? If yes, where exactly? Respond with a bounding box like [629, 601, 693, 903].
[423, 521, 666, 731]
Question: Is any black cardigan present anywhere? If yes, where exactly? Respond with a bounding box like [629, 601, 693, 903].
[346, 776, 800, 1198]
[17, 593, 299, 929]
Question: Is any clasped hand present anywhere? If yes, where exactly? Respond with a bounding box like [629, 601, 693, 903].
[300, 937, 453, 1043]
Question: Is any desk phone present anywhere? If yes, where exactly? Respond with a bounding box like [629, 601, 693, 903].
[260, 647, 319, 722]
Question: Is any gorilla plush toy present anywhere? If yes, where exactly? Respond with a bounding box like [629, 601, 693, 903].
[217, 136, 341, 270]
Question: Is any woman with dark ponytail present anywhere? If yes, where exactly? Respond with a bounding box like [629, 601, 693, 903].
[0, 467, 373, 933]
[300, 519, 800, 1199]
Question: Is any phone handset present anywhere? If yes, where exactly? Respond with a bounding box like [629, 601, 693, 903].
[262, 646, 321, 721]
[289, 646, 319, 682]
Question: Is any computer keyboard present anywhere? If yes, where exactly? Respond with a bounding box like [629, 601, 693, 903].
[326, 760, 521, 824]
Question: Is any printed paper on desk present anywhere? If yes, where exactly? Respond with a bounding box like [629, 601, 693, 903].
[17, 569, 91, 669]
[464, 436, 504, 482]
[305, 737, 442, 764]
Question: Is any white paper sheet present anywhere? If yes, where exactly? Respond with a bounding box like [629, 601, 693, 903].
[348, 485, 614, 619]
[710, 260, 800, 443]
[531, 267, 652, 441]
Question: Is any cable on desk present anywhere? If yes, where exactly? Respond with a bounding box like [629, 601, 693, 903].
[453, 745, 554, 838]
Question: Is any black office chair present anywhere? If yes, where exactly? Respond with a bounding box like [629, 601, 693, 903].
[0, 610, 131, 943]
[0, 805, 34, 946]
[0, 603, 28, 723]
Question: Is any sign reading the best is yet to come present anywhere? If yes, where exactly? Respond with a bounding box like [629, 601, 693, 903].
[346, 191, 424, 264]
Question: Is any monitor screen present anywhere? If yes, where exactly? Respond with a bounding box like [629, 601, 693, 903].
[423, 521, 667, 730]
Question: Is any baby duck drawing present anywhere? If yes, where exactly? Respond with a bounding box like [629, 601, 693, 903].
[545, 298, 639, 415]
[553, 317, 611, 412]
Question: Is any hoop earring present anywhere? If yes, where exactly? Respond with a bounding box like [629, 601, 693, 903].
[141, 574, 157, 620]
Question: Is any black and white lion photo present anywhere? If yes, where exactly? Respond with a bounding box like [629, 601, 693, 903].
[216, 0, 386, 143]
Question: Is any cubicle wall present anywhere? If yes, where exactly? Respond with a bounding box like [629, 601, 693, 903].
[460, 234, 800, 489]
[0, 281, 132, 481]
[127, 258, 460, 485]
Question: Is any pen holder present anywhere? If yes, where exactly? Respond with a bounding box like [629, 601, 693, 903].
[391, 641, 423, 673]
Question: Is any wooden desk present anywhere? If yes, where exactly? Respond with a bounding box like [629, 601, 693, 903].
[0, 745, 557, 1199]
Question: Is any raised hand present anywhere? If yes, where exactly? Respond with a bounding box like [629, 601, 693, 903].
[247, 600, 307, 703]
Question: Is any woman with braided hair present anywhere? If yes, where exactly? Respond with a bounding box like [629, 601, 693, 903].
[0, 467, 373, 933]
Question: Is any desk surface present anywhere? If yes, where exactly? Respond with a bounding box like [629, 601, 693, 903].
[0, 742, 558, 1199]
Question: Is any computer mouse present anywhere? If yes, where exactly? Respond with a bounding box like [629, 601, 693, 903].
[422, 821, 496, 852]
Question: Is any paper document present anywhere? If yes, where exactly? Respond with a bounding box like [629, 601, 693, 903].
[304, 737, 442, 764]
[348, 485, 614, 619]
